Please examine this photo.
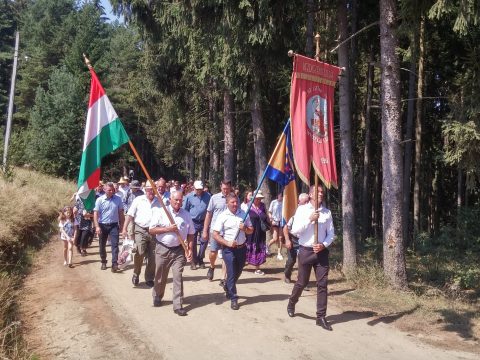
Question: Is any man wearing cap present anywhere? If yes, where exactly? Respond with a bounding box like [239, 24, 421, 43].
[213, 193, 253, 310]
[202, 179, 232, 281]
[122, 182, 159, 287]
[286, 185, 335, 331]
[123, 179, 144, 214]
[149, 190, 194, 316]
[183, 180, 211, 269]
[94, 182, 125, 272]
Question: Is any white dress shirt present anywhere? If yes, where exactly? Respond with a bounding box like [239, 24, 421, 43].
[127, 195, 161, 228]
[149, 205, 195, 247]
[290, 202, 334, 248]
[212, 208, 252, 246]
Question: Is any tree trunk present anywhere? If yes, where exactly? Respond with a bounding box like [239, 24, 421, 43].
[208, 87, 220, 190]
[250, 75, 271, 204]
[337, 0, 356, 273]
[305, 0, 315, 58]
[402, 30, 418, 247]
[361, 49, 374, 242]
[413, 17, 425, 237]
[223, 90, 235, 182]
[379, 0, 407, 289]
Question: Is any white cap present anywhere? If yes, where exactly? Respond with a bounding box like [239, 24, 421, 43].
[194, 180, 204, 190]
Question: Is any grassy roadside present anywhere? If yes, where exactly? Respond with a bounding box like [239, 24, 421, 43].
[0, 167, 75, 359]
[327, 245, 480, 353]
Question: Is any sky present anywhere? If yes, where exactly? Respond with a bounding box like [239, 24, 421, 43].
[100, 0, 124, 23]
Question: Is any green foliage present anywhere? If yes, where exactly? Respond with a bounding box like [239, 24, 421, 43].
[429, 0, 480, 35]
[25, 67, 84, 178]
[442, 120, 480, 187]
[0, 0, 17, 125]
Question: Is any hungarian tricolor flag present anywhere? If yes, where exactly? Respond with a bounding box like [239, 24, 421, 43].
[77, 68, 129, 210]
[290, 54, 341, 188]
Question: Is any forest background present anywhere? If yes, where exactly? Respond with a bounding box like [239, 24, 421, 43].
[1, 0, 479, 301]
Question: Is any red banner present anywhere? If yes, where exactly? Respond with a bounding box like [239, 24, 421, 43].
[290, 54, 341, 188]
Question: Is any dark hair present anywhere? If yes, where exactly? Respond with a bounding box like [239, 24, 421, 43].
[221, 179, 232, 186]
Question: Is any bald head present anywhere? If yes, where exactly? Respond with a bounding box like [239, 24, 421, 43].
[298, 193, 309, 205]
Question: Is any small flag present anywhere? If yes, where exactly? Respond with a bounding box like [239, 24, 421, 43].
[77, 68, 130, 210]
[265, 120, 298, 225]
[290, 54, 341, 188]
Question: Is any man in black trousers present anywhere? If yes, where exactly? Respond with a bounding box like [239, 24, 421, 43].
[286, 185, 335, 331]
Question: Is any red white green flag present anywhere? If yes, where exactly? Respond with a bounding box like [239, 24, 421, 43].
[77, 68, 130, 210]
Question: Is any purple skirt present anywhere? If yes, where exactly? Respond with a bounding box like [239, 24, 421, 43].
[246, 242, 266, 266]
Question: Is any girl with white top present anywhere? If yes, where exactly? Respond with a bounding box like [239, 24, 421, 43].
[58, 206, 75, 268]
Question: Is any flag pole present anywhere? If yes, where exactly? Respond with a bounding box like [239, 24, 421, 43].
[233, 120, 291, 240]
[312, 33, 322, 245]
[82, 54, 189, 255]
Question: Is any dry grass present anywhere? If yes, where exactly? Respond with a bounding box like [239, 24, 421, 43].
[0, 167, 75, 359]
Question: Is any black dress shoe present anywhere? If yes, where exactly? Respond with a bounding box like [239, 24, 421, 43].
[287, 303, 295, 317]
[231, 300, 239, 310]
[132, 274, 139, 286]
[199, 262, 206, 269]
[153, 296, 161, 307]
[145, 280, 154, 288]
[111, 264, 118, 273]
[316, 317, 333, 331]
[284, 276, 291, 284]
[190, 263, 197, 270]
[101, 263, 107, 270]
[174, 308, 187, 316]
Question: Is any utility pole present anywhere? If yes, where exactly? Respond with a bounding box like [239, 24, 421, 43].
[3, 31, 19, 171]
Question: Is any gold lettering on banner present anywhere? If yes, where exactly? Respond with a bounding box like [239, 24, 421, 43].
[296, 72, 336, 87]
[302, 62, 335, 79]
[307, 128, 329, 145]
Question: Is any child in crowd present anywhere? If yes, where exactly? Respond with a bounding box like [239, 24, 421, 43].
[58, 206, 75, 268]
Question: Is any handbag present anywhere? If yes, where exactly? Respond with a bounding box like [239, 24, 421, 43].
[260, 218, 270, 232]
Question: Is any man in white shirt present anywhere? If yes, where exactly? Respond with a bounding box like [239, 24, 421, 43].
[149, 191, 194, 316]
[202, 179, 232, 281]
[213, 193, 253, 310]
[122, 183, 160, 287]
[286, 185, 334, 331]
[267, 192, 284, 260]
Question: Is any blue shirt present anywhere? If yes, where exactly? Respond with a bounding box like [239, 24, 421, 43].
[94, 194, 123, 224]
[183, 191, 211, 225]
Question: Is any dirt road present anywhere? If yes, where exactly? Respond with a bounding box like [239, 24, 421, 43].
[21, 239, 478, 360]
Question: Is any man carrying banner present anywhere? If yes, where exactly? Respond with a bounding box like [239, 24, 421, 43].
[286, 185, 334, 331]
[94, 182, 125, 272]
[149, 190, 194, 316]
[212, 193, 253, 310]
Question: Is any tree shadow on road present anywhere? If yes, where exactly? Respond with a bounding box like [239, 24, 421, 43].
[237, 277, 278, 284]
[329, 288, 355, 296]
[367, 305, 419, 326]
[436, 309, 478, 340]
[327, 310, 377, 325]
[239, 293, 290, 307]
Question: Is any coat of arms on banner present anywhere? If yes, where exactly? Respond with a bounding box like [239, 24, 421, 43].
[306, 95, 328, 139]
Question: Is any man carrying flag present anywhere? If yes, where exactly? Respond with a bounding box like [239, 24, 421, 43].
[77, 61, 130, 271]
[287, 53, 341, 330]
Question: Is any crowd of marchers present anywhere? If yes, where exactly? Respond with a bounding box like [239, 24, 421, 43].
[57, 176, 335, 330]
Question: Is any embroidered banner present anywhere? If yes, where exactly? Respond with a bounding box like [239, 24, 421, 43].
[290, 54, 341, 188]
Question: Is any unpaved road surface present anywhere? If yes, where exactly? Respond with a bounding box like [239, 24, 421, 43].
[21, 239, 478, 360]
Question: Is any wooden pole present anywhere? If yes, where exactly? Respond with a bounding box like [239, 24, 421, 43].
[312, 34, 322, 244]
[128, 141, 188, 253]
[82, 54, 188, 254]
